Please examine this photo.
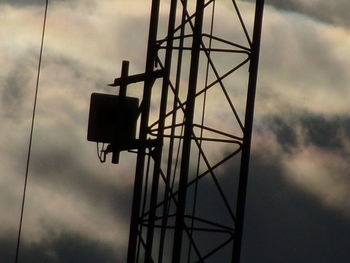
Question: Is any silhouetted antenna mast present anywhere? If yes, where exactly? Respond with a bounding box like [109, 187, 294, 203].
[87, 0, 264, 262]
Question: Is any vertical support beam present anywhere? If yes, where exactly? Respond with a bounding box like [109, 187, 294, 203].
[127, 0, 161, 262]
[144, 0, 178, 262]
[172, 1, 205, 262]
[233, 0, 264, 262]
[159, 1, 187, 261]
[119, 60, 129, 97]
[112, 60, 130, 164]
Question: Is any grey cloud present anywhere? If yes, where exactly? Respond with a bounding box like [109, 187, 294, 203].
[255, 6, 350, 117]
[1, 0, 350, 262]
[261, 18, 347, 89]
[0, 13, 132, 259]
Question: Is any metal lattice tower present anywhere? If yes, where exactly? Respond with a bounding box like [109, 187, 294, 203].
[106, 0, 264, 262]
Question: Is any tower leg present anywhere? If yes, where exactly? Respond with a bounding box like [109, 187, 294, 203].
[232, 1, 265, 262]
[171, 1, 205, 262]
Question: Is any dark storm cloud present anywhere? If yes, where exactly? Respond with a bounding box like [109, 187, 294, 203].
[0, 0, 42, 5]
[262, 113, 350, 152]
[1, 63, 31, 120]
[261, 117, 298, 152]
[0, 232, 120, 263]
[242, 152, 350, 263]
[240, 111, 350, 262]
[1, 0, 65, 6]
[265, 0, 350, 27]
[29, 145, 133, 218]
[195, 124, 350, 263]
[242, 0, 350, 27]
[299, 115, 350, 150]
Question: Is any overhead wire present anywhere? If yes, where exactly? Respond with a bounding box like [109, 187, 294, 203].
[15, 0, 49, 262]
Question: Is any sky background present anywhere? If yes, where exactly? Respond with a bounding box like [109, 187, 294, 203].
[0, 0, 349, 262]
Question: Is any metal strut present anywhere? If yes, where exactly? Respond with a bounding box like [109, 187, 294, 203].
[127, 0, 161, 262]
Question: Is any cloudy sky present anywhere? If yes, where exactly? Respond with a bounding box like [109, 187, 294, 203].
[1, 0, 349, 262]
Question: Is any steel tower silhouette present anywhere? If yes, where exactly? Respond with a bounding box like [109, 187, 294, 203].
[88, 0, 264, 262]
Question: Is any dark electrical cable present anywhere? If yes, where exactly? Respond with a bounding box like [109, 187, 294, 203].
[15, 1, 49, 262]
